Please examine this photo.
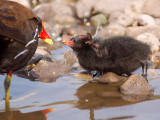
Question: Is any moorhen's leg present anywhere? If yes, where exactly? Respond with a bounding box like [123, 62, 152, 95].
[4, 70, 12, 102]
[140, 60, 148, 78]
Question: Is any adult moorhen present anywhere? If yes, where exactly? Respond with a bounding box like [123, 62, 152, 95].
[64, 33, 151, 77]
[0, 1, 53, 101]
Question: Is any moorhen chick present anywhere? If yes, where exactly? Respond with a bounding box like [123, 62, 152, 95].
[0, 1, 53, 101]
[64, 33, 151, 77]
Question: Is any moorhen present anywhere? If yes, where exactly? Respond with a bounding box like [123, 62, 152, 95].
[0, 1, 53, 101]
[64, 33, 151, 77]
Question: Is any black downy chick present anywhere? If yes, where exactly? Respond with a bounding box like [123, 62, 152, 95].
[64, 33, 151, 77]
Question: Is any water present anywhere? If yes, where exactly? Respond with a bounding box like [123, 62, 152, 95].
[1, 43, 160, 120]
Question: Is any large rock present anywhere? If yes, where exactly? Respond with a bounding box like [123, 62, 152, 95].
[98, 24, 126, 38]
[54, 15, 77, 28]
[137, 33, 160, 53]
[143, 0, 160, 18]
[136, 14, 156, 26]
[33, 2, 74, 22]
[76, 0, 93, 18]
[126, 26, 160, 39]
[33, 3, 54, 21]
[30, 57, 71, 82]
[124, 0, 145, 18]
[93, 0, 134, 16]
[108, 11, 134, 27]
[120, 74, 153, 96]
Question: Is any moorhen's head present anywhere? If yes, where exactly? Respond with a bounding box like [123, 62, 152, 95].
[35, 16, 53, 45]
[64, 33, 93, 49]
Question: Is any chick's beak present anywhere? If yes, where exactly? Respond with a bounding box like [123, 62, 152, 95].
[63, 39, 74, 47]
[40, 25, 53, 45]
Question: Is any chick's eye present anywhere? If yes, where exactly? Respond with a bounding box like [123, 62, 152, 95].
[74, 36, 80, 43]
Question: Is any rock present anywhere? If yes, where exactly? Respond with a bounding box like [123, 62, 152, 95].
[61, 50, 82, 70]
[93, 0, 134, 16]
[136, 14, 156, 26]
[143, 0, 160, 18]
[33, 3, 53, 21]
[126, 26, 160, 39]
[29, 57, 71, 82]
[120, 74, 153, 96]
[98, 72, 128, 83]
[54, 15, 77, 28]
[25, 47, 51, 71]
[124, 0, 145, 18]
[137, 33, 160, 53]
[76, 0, 93, 18]
[155, 18, 160, 25]
[64, 27, 88, 36]
[43, 22, 63, 39]
[9, 0, 31, 8]
[98, 24, 126, 38]
[33, 2, 74, 22]
[90, 14, 108, 27]
[108, 11, 134, 27]
[150, 52, 160, 69]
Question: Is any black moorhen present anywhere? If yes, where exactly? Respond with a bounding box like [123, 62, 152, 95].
[0, 1, 53, 101]
[64, 33, 151, 77]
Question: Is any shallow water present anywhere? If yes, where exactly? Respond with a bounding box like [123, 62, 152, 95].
[1, 43, 160, 120]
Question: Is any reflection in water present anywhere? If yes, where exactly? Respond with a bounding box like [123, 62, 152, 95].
[0, 99, 54, 120]
[75, 82, 135, 120]
[75, 82, 133, 110]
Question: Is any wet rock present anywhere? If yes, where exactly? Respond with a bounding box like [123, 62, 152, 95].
[98, 72, 128, 83]
[25, 47, 51, 71]
[98, 24, 126, 38]
[126, 26, 160, 39]
[137, 33, 160, 53]
[9, 0, 31, 8]
[108, 11, 134, 27]
[143, 0, 160, 18]
[29, 57, 71, 82]
[54, 15, 77, 28]
[136, 14, 156, 26]
[61, 50, 82, 70]
[76, 0, 93, 18]
[120, 74, 153, 96]
[93, 0, 134, 16]
[124, 0, 145, 18]
[90, 14, 108, 27]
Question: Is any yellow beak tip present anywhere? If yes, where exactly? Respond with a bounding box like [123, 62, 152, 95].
[44, 38, 53, 45]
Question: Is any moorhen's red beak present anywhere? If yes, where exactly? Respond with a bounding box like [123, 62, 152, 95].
[40, 22, 53, 45]
[63, 39, 74, 47]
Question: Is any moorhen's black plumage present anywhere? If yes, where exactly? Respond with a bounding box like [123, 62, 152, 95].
[64, 33, 151, 77]
[0, 1, 53, 101]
